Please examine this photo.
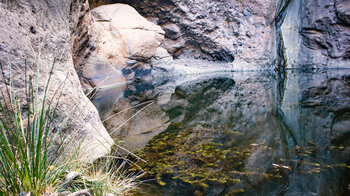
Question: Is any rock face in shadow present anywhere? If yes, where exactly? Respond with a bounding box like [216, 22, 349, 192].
[0, 0, 113, 162]
[90, 0, 286, 68]
[89, 0, 350, 69]
[282, 0, 350, 68]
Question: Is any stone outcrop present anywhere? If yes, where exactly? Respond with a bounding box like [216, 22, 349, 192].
[73, 3, 166, 89]
[107, 0, 284, 67]
[335, 0, 350, 25]
[0, 0, 113, 162]
[89, 0, 350, 70]
[281, 0, 350, 68]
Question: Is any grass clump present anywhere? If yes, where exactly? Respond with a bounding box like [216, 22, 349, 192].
[0, 61, 140, 195]
[0, 61, 76, 195]
[66, 155, 142, 196]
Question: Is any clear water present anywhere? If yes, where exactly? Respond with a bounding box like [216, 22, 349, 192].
[92, 68, 350, 196]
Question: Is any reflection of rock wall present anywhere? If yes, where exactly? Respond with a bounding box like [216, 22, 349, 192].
[282, 70, 350, 146]
[102, 99, 170, 150]
[281, 70, 350, 195]
[148, 71, 350, 195]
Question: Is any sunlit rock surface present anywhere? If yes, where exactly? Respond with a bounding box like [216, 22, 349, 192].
[73, 3, 165, 89]
[0, 0, 113, 162]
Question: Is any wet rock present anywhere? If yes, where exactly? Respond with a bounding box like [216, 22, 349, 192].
[0, 0, 113, 162]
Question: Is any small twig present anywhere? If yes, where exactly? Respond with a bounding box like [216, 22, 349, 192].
[66, 190, 91, 196]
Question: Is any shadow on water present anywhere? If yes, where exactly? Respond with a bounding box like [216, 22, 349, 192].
[91, 68, 350, 196]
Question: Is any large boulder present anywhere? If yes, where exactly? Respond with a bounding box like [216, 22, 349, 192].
[0, 0, 113, 162]
[73, 3, 165, 89]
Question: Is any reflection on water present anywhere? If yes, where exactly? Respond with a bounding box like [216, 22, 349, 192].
[91, 69, 350, 196]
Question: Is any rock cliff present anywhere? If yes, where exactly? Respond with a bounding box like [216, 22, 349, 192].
[281, 0, 350, 68]
[90, 0, 349, 70]
[96, 0, 284, 68]
[0, 0, 113, 162]
[1, 0, 348, 164]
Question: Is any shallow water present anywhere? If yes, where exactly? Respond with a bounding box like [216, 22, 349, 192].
[92, 68, 350, 196]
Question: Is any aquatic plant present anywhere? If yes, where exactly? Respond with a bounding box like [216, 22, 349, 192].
[130, 124, 271, 191]
[130, 122, 350, 194]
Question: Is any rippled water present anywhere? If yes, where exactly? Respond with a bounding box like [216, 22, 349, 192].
[91, 68, 350, 196]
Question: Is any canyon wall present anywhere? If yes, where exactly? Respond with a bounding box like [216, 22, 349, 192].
[91, 0, 286, 70]
[0, 0, 348, 162]
[0, 0, 113, 162]
[90, 0, 350, 69]
[282, 0, 350, 69]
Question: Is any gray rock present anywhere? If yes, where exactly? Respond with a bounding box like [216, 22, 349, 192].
[281, 0, 350, 69]
[0, 0, 113, 163]
[162, 37, 186, 55]
[103, 0, 284, 67]
[162, 23, 182, 40]
[79, 56, 126, 90]
[336, 0, 350, 24]
[152, 47, 173, 61]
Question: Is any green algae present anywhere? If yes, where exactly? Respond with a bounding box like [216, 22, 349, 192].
[129, 123, 350, 193]
[129, 123, 281, 189]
